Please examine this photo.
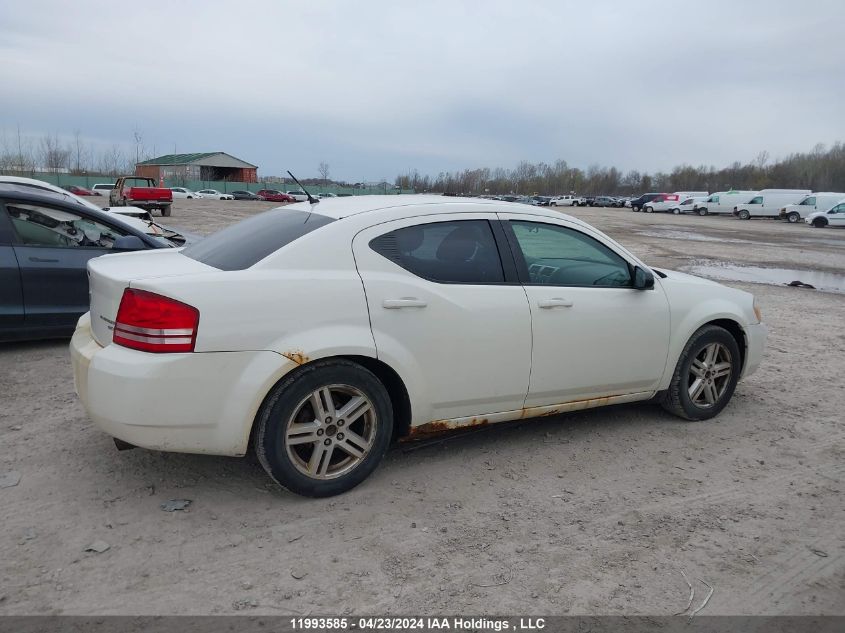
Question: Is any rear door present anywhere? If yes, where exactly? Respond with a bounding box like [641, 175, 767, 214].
[353, 213, 532, 424]
[5, 200, 137, 328]
[0, 206, 24, 330]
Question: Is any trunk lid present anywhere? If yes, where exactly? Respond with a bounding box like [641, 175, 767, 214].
[87, 250, 216, 346]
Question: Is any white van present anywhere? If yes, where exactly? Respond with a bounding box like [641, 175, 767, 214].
[734, 189, 812, 219]
[693, 190, 758, 216]
[676, 196, 708, 214]
[779, 192, 845, 223]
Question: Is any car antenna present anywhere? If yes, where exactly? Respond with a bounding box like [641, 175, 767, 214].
[287, 170, 319, 204]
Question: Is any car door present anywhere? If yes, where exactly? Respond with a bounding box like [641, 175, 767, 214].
[0, 206, 24, 330]
[5, 200, 137, 328]
[352, 214, 532, 424]
[830, 204, 845, 226]
[498, 212, 671, 407]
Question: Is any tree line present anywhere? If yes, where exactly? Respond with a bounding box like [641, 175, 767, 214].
[394, 142, 845, 195]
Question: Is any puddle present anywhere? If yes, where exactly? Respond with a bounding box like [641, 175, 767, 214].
[684, 261, 845, 294]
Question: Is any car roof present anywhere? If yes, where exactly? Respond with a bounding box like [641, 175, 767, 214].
[282, 194, 590, 227]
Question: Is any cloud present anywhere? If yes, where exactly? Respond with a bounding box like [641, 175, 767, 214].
[1, 0, 843, 180]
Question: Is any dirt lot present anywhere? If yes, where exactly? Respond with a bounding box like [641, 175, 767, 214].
[1, 198, 843, 616]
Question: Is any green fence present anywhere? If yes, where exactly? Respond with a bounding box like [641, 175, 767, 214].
[1, 171, 415, 196]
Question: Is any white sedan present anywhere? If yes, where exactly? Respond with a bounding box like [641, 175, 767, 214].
[196, 189, 234, 200]
[70, 195, 766, 497]
[170, 187, 203, 199]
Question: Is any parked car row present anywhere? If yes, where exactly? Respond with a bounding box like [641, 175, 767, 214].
[57, 183, 317, 203]
[625, 188, 845, 228]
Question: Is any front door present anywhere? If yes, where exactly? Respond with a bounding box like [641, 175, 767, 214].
[4, 200, 132, 328]
[353, 214, 532, 425]
[499, 213, 671, 407]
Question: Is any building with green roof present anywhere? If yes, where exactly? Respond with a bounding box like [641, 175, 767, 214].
[135, 152, 258, 183]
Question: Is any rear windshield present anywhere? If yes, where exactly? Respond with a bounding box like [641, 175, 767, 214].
[182, 209, 335, 270]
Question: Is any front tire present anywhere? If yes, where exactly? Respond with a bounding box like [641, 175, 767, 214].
[255, 359, 393, 497]
[698, 208, 708, 216]
[738, 209, 750, 220]
[787, 212, 800, 223]
[672, 208, 680, 215]
[812, 218, 827, 228]
[662, 325, 741, 421]
[644, 206, 653, 213]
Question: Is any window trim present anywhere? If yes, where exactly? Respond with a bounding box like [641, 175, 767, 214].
[368, 218, 519, 286]
[2, 200, 132, 250]
[501, 218, 637, 289]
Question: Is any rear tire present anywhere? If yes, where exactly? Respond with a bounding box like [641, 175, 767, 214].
[662, 325, 741, 421]
[255, 359, 393, 497]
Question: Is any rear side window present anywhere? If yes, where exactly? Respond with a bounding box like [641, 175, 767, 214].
[182, 209, 335, 270]
[370, 220, 504, 284]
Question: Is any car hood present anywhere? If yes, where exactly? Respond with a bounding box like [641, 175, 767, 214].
[652, 268, 720, 287]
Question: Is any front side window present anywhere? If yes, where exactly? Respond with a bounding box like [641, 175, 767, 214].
[711, 195, 719, 203]
[750, 196, 763, 204]
[509, 221, 631, 287]
[801, 197, 816, 206]
[5, 202, 128, 248]
[370, 220, 504, 284]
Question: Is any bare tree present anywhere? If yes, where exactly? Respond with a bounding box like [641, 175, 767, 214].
[318, 161, 331, 186]
[39, 133, 70, 174]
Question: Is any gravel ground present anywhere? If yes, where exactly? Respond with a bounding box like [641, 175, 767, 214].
[0, 198, 843, 616]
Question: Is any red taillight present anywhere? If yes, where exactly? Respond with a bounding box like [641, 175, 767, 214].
[113, 288, 199, 353]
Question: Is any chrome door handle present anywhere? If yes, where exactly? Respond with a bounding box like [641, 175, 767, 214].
[538, 298, 574, 309]
[383, 298, 428, 309]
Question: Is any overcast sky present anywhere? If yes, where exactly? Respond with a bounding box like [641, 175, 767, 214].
[1, 0, 843, 181]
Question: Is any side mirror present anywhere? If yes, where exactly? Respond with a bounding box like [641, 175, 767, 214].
[113, 235, 147, 251]
[633, 266, 655, 290]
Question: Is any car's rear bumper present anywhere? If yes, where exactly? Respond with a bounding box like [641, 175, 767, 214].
[70, 313, 292, 456]
[742, 322, 767, 379]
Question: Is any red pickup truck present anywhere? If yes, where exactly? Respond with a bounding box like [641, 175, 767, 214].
[109, 176, 173, 216]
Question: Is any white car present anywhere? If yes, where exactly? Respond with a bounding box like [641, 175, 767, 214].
[805, 201, 845, 228]
[286, 190, 309, 202]
[70, 195, 766, 497]
[170, 187, 203, 199]
[550, 195, 581, 207]
[643, 194, 682, 213]
[197, 189, 234, 200]
[91, 183, 115, 197]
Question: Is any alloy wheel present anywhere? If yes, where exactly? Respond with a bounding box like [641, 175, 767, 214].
[285, 384, 376, 479]
[687, 343, 732, 408]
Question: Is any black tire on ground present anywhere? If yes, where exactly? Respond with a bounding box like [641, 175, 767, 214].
[698, 208, 708, 216]
[161, 206, 172, 217]
[787, 212, 799, 223]
[662, 325, 742, 421]
[645, 206, 653, 213]
[672, 208, 680, 214]
[738, 209, 750, 220]
[812, 218, 827, 228]
[255, 359, 393, 497]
